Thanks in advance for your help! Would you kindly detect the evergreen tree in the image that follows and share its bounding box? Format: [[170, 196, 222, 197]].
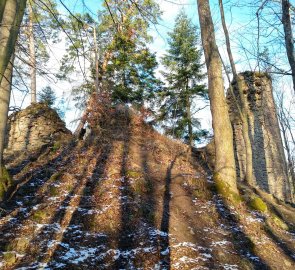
[[61, 1, 162, 109], [158, 11, 207, 146], [38, 86, 56, 106], [99, 0, 162, 106], [38, 85, 65, 119]]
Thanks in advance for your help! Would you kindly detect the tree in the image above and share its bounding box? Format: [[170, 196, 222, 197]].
[[197, 0, 238, 193], [282, 0, 295, 93], [218, 0, 254, 185], [62, 1, 162, 136], [0, 0, 27, 177], [94, 0, 162, 106], [38, 85, 65, 119], [16, 0, 60, 104], [38, 85, 56, 106], [158, 11, 207, 146]]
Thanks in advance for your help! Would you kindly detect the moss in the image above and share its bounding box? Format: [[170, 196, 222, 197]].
[[32, 210, 48, 223], [52, 141, 61, 152], [3, 252, 16, 265], [126, 170, 143, 179], [0, 166, 13, 200], [66, 184, 73, 192], [249, 197, 268, 212], [270, 214, 288, 230], [48, 185, 59, 196], [214, 173, 242, 205], [49, 172, 61, 182], [6, 238, 29, 253]]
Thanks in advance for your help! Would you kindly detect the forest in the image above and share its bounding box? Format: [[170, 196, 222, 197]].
[[0, 0, 295, 269]]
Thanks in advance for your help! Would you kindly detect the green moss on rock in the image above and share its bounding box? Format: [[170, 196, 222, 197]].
[[214, 173, 242, 205], [249, 197, 268, 212], [5, 237, 29, 253], [3, 252, 16, 265], [48, 185, 59, 196], [271, 214, 288, 230], [126, 170, 143, 179], [32, 209, 48, 223], [52, 141, 61, 152], [0, 166, 13, 200], [49, 172, 61, 182]]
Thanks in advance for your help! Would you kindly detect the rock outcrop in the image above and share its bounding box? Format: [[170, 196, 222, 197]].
[[4, 103, 71, 154], [227, 72, 294, 203]]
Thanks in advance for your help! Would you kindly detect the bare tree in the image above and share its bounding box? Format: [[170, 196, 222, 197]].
[[0, 0, 26, 176], [197, 0, 238, 193], [28, 0, 37, 103], [219, 0, 254, 185], [282, 0, 295, 93], [276, 89, 295, 194]]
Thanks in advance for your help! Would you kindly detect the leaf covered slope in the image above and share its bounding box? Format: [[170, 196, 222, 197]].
[[0, 105, 294, 270]]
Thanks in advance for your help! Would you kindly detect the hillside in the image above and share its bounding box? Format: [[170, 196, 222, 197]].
[[0, 104, 295, 270]]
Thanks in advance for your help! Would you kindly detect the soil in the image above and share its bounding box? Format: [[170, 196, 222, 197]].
[[0, 108, 294, 270]]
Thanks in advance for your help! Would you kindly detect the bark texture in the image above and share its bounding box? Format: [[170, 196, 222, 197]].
[[197, 0, 237, 192], [0, 55, 14, 166], [28, 0, 37, 103], [0, 0, 26, 85], [282, 0, 295, 93], [0, 0, 26, 175]]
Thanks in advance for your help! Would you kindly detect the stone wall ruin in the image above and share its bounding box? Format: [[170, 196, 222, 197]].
[[4, 103, 71, 154], [227, 72, 294, 203]]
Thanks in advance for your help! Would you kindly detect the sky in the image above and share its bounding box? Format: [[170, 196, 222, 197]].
[[9, 0, 295, 139]]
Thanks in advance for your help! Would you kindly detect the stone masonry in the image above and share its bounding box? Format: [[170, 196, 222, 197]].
[[4, 103, 71, 154], [227, 72, 294, 203]]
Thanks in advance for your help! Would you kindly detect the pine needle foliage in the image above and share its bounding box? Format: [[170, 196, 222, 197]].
[[158, 11, 208, 145]]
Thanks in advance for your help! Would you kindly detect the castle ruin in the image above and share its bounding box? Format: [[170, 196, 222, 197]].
[[227, 72, 294, 203]]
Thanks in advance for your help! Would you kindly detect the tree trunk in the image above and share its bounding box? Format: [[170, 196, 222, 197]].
[[0, 0, 7, 22], [197, 0, 237, 193], [93, 26, 99, 94], [0, 0, 26, 177], [219, 0, 254, 185], [186, 96, 193, 147], [282, 0, 295, 93], [0, 55, 14, 170], [28, 0, 37, 103], [0, 0, 26, 86], [185, 80, 193, 147]]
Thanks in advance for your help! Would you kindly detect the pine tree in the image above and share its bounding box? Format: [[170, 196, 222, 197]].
[[158, 11, 207, 146], [97, 0, 162, 106], [62, 1, 162, 109], [38, 85, 56, 106], [38, 85, 65, 119]]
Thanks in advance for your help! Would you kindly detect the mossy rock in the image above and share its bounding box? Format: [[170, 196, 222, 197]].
[[214, 173, 242, 205], [48, 185, 59, 196], [5, 237, 30, 253], [52, 141, 62, 152], [49, 172, 62, 182], [126, 170, 143, 179], [32, 209, 48, 223], [0, 166, 13, 200], [270, 214, 288, 230], [249, 197, 268, 212], [3, 252, 17, 265]]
